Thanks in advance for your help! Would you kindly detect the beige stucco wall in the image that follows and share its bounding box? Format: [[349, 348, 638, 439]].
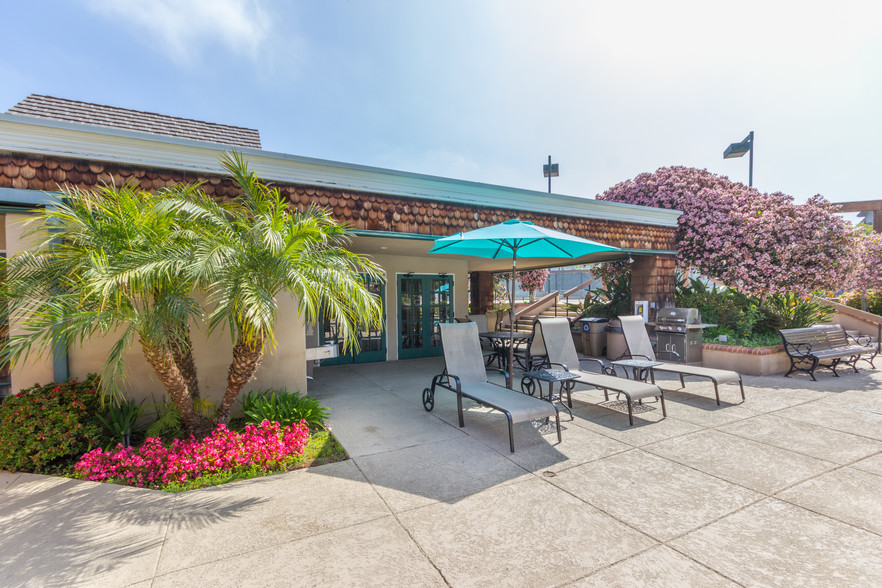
[[6, 213, 55, 392], [364, 253, 469, 361], [67, 293, 308, 409], [3, 208, 308, 404]]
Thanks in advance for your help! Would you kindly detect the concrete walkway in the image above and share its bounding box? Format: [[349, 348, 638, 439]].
[[2, 358, 882, 587]]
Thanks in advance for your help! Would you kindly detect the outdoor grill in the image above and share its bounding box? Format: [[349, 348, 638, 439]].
[[654, 308, 715, 364]]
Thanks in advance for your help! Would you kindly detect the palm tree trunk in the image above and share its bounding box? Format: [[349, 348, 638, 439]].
[[216, 334, 264, 422], [141, 339, 208, 437], [170, 326, 200, 399]]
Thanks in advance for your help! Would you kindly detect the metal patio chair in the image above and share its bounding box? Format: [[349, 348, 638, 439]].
[[619, 315, 744, 405], [529, 317, 666, 426], [422, 322, 561, 453]]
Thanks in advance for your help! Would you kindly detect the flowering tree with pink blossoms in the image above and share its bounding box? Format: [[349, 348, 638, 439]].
[[848, 231, 882, 294], [597, 166, 857, 296], [517, 269, 550, 301]]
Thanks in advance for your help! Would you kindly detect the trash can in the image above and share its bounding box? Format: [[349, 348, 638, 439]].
[[605, 320, 627, 360], [580, 318, 609, 357]]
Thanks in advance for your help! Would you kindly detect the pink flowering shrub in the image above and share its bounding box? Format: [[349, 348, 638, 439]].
[[75, 420, 310, 489], [597, 166, 858, 296], [848, 232, 882, 293], [517, 269, 550, 301]]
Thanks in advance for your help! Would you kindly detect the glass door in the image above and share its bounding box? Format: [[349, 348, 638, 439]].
[[398, 274, 453, 359], [320, 276, 386, 365]]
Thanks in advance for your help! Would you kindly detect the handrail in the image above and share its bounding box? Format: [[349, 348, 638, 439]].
[[503, 291, 559, 327], [814, 296, 881, 352], [813, 296, 882, 326], [563, 279, 593, 299]]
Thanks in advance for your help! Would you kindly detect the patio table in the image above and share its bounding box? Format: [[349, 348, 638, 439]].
[[610, 358, 662, 384], [520, 368, 580, 419], [480, 331, 532, 371]]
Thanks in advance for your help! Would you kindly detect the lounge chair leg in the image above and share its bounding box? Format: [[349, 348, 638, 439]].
[[679, 374, 686, 389], [713, 382, 721, 406], [457, 392, 465, 427], [555, 410, 561, 443], [627, 400, 634, 426], [739, 380, 745, 401], [506, 414, 515, 453], [660, 392, 666, 417]]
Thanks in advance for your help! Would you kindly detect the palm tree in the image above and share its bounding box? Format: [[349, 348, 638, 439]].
[[1, 182, 210, 435], [2, 154, 383, 433], [164, 152, 384, 421]]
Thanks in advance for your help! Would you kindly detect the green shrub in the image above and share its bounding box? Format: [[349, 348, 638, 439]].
[[677, 276, 835, 337], [762, 293, 835, 330], [0, 374, 109, 474], [97, 398, 141, 448], [242, 389, 329, 430], [841, 291, 882, 316]]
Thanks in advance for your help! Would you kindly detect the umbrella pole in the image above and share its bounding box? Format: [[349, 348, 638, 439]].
[[508, 253, 517, 388]]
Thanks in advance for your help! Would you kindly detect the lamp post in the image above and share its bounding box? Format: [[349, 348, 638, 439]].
[[543, 155, 559, 193], [723, 131, 754, 187]]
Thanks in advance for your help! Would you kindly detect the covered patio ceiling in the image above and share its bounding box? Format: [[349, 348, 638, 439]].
[[349, 233, 631, 272]]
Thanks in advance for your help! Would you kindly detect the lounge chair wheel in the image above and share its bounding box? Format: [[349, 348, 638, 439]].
[[422, 388, 434, 411], [520, 376, 537, 396]]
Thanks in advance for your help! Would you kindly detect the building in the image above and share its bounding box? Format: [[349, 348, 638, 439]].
[[0, 95, 679, 401]]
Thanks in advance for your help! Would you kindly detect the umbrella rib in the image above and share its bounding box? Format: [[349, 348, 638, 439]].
[[545, 240, 578, 257]]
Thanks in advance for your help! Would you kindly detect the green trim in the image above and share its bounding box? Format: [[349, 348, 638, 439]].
[[0, 187, 58, 209], [351, 230, 439, 240], [53, 343, 69, 383]]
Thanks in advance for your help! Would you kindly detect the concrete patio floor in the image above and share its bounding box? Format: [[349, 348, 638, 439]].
[[2, 357, 882, 587]]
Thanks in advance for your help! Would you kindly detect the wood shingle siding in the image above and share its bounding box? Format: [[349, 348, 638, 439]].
[[0, 152, 676, 252]]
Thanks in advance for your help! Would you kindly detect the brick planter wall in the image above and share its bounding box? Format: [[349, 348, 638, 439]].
[[701, 343, 789, 376]]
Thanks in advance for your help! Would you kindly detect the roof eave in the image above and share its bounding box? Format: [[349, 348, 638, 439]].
[[0, 114, 682, 228]]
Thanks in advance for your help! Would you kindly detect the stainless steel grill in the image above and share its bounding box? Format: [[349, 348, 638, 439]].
[[655, 308, 715, 364]]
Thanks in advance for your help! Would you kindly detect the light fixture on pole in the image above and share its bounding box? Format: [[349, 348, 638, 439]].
[[723, 131, 754, 187], [543, 155, 559, 193]]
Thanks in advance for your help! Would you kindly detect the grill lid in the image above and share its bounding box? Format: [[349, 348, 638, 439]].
[[657, 308, 701, 324]]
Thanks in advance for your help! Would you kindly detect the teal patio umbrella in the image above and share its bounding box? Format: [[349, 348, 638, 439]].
[[429, 218, 622, 386]]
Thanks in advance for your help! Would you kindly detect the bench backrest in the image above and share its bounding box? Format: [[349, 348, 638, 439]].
[[779, 324, 846, 351]]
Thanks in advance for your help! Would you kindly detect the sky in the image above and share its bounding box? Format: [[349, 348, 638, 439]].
[[2, 0, 881, 205]]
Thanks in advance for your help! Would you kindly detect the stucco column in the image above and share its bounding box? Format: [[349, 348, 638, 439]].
[[469, 271, 494, 314], [630, 255, 676, 322]]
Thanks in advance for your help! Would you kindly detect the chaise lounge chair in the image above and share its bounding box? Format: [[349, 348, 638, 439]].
[[619, 315, 745, 405], [528, 318, 666, 426], [423, 322, 561, 453]]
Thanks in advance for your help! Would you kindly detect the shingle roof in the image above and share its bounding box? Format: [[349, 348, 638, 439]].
[[6, 94, 261, 149]]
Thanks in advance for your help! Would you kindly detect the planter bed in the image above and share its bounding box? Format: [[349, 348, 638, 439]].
[[701, 343, 789, 376]]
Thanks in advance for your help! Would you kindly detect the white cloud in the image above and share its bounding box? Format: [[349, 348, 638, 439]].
[[84, 0, 271, 66]]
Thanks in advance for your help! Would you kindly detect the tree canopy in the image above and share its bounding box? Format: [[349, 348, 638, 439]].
[[597, 166, 863, 296]]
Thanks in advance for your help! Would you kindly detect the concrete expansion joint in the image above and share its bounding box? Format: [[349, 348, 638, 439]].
[[350, 459, 453, 586]]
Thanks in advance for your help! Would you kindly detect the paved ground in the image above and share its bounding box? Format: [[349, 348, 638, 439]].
[[2, 358, 882, 587]]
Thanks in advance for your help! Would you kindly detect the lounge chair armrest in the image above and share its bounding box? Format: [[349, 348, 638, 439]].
[[441, 373, 463, 392], [547, 361, 570, 372], [486, 367, 511, 381], [578, 357, 613, 375]]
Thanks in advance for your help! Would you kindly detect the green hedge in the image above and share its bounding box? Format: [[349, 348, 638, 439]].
[[0, 375, 109, 474]]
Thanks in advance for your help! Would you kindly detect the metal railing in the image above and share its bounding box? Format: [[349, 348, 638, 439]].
[[503, 291, 560, 330]]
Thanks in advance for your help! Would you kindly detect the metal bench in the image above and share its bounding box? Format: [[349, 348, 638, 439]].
[[779, 324, 878, 381]]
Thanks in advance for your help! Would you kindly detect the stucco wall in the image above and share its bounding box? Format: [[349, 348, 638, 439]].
[[3, 209, 308, 405], [67, 294, 308, 409], [6, 213, 54, 392]]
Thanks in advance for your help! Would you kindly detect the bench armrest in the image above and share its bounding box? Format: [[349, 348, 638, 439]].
[[848, 333, 873, 347], [782, 341, 814, 357]]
